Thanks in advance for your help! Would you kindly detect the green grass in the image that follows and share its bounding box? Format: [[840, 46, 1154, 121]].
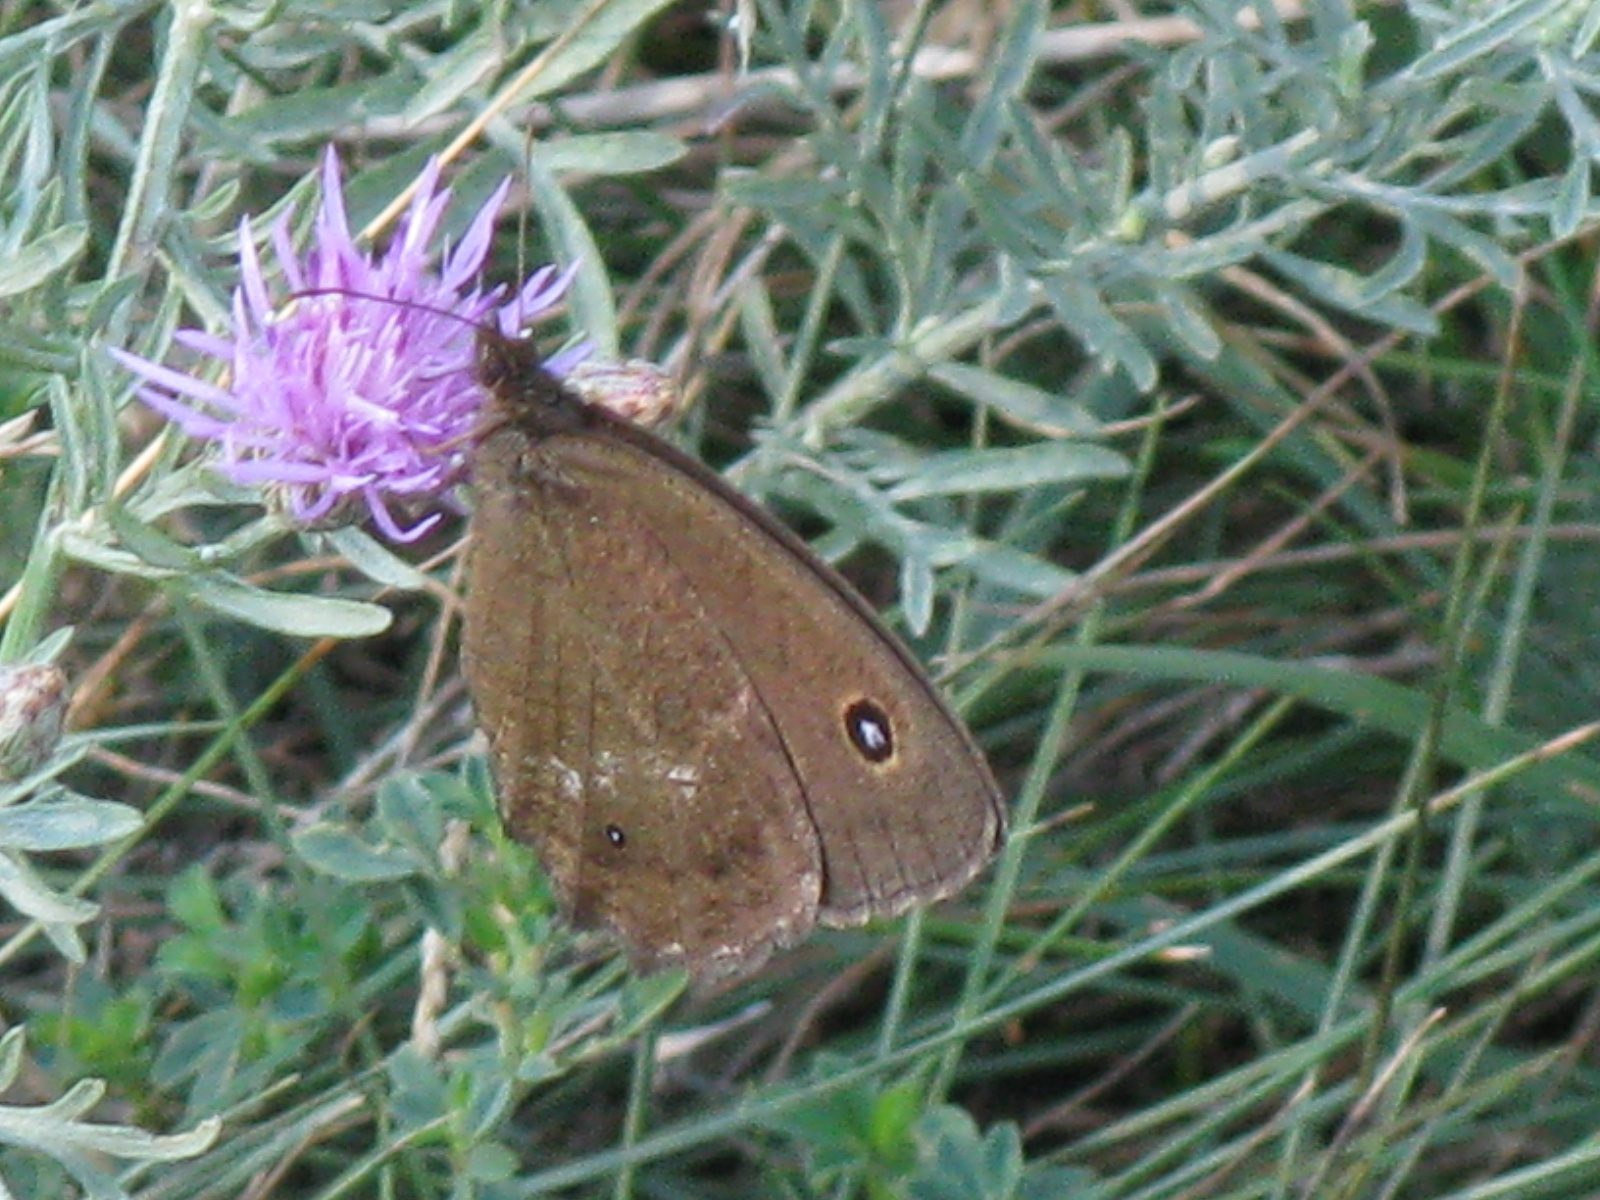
[[5, 0, 1600, 1197]]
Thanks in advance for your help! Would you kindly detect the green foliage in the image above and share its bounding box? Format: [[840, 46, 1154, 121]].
[[909, 1107, 1099, 1200], [773, 1072, 926, 1192], [0, 1028, 218, 1200], [5, 0, 1600, 1197], [152, 866, 380, 1116]]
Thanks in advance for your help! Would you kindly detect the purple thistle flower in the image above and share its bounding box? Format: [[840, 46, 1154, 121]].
[[111, 147, 583, 543]]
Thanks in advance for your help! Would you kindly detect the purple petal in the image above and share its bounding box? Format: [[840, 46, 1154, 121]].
[[394, 160, 446, 268], [238, 217, 274, 327], [225, 458, 347, 484], [544, 341, 592, 379], [441, 177, 511, 291], [172, 329, 236, 361], [273, 211, 305, 295], [317, 147, 354, 258], [133, 391, 236, 438], [363, 486, 441, 543], [107, 347, 246, 411]]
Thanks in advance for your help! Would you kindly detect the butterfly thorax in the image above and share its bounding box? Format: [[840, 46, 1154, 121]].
[[474, 327, 594, 439]]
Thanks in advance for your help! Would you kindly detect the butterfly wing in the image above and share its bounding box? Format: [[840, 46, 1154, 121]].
[[463, 358, 1004, 976], [464, 420, 823, 976]]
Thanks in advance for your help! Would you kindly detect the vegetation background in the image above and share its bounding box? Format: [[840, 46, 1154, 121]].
[[3, 0, 1600, 1196]]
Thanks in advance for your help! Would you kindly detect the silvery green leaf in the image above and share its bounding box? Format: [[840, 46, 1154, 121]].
[[929, 363, 1103, 438], [324, 526, 431, 591], [293, 822, 422, 882], [181, 574, 392, 638], [0, 849, 94, 962], [0, 222, 86, 298], [534, 132, 687, 176], [0, 794, 142, 850], [0, 1029, 219, 1200], [885, 443, 1129, 502]]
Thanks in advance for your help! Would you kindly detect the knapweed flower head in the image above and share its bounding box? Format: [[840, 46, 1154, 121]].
[[111, 147, 584, 542]]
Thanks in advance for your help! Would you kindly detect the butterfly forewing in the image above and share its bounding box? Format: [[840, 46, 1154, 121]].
[[464, 415, 823, 975]]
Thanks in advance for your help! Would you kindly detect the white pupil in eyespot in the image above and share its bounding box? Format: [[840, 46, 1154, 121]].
[[856, 717, 888, 751]]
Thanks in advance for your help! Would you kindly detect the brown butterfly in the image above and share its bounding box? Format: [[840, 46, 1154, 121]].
[[461, 328, 1006, 979]]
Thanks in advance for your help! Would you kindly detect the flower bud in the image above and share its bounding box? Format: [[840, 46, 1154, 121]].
[[565, 360, 684, 430], [0, 663, 69, 782]]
